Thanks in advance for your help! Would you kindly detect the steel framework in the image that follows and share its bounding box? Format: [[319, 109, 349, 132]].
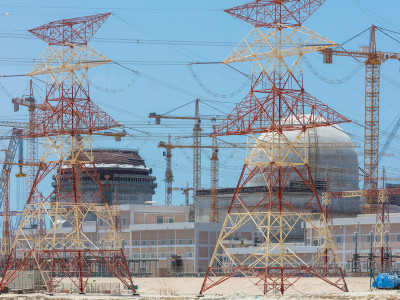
[[13, 80, 44, 235], [324, 174, 395, 273], [149, 102, 224, 212], [321, 25, 400, 213], [0, 13, 137, 295], [0, 128, 23, 258], [209, 128, 219, 223], [164, 135, 173, 206], [200, 0, 348, 295]]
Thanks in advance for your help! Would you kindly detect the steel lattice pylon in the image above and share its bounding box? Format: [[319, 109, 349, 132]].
[[0, 13, 137, 295], [200, 0, 348, 295]]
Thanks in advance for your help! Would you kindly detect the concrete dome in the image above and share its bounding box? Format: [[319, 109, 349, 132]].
[[247, 125, 360, 192]]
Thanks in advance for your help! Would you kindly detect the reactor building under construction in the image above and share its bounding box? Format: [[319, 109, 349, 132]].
[[195, 125, 361, 242]]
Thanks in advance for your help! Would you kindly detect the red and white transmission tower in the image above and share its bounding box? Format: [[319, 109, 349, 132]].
[[0, 14, 137, 295], [200, 0, 348, 295], [374, 167, 391, 272]]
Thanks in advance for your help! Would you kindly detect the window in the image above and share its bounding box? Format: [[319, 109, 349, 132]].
[[133, 241, 139, 246], [188, 252, 193, 257], [133, 253, 139, 258], [160, 240, 166, 245], [305, 239, 310, 246], [169, 240, 175, 245], [169, 252, 174, 257], [188, 239, 193, 245], [352, 236, 358, 243], [150, 240, 155, 246], [122, 240, 128, 247], [142, 241, 147, 246], [141, 253, 146, 258], [160, 252, 165, 258], [367, 235, 371, 243], [397, 234, 400, 242], [335, 236, 342, 244], [178, 240, 184, 245], [150, 253, 155, 258], [63, 221, 72, 228], [99, 219, 104, 226], [168, 218, 174, 223], [157, 217, 163, 224], [122, 217, 127, 226], [313, 240, 319, 246]]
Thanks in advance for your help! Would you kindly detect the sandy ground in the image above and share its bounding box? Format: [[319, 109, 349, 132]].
[[0, 277, 399, 300]]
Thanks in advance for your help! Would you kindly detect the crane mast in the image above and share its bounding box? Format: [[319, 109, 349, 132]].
[[12, 80, 44, 235], [209, 128, 219, 223], [164, 135, 173, 206], [364, 25, 381, 212], [0, 128, 23, 257], [193, 99, 202, 200], [149, 100, 224, 212], [25, 81, 40, 210]]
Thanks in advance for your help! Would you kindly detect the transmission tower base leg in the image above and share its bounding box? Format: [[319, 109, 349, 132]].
[[199, 164, 348, 295]]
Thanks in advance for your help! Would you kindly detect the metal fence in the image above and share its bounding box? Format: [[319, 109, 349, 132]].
[[54, 282, 122, 294]]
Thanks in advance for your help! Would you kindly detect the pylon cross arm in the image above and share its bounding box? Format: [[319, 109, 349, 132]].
[[225, 0, 327, 28], [29, 13, 111, 45]]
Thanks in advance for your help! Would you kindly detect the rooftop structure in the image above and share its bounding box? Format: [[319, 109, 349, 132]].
[[55, 149, 157, 205]]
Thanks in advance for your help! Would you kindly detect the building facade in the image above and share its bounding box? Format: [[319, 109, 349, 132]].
[[54, 149, 157, 206]]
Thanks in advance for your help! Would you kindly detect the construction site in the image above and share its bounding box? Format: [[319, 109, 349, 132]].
[[0, 0, 400, 299]]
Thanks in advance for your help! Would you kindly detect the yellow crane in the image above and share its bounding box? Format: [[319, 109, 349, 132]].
[[172, 183, 193, 207], [149, 99, 224, 210], [158, 138, 357, 223], [321, 25, 400, 213]]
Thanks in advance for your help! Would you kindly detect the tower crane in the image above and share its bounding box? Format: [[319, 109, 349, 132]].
[[13, 81, 38, 207], [164, 135, 173, 206], [172, 183, 193, 207], [158, 138, 356, 221], [0, 128, 23, 258], [149, 99, 225, 206], [321, 25, 400, 213], [158, 139, 246, 217], [210, 127, 219, 223]]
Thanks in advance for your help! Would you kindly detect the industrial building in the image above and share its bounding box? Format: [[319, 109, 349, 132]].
[[1, 1, 399, 296], [55, 149, 157, 206], [45, 135, 400, 277], [307, 213, 400, 272]]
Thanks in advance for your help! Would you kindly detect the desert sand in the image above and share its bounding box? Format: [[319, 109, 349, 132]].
[[0, 277, 399, 299]]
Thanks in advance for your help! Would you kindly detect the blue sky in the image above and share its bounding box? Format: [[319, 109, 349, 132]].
[[1, 0, 400, 209]]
